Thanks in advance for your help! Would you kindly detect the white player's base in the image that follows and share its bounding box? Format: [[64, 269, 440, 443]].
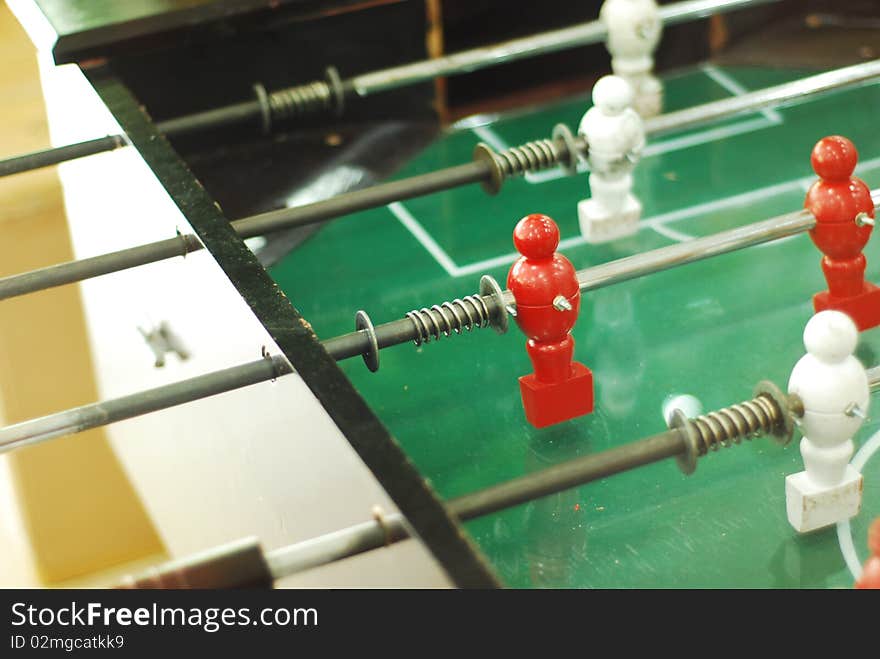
[[785, 466, 863, 533], [578, 196, 642, 244]]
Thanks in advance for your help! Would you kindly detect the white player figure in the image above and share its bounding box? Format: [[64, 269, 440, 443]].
[[601, 0, 664, 117], [577, 75, 645, 243], [786, 310, 868, 533]]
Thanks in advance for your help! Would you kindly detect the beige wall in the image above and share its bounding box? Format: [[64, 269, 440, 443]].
[[0, 4, 165, 585]]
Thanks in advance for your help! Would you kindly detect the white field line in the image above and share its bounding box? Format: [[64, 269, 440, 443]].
[[837, 426, 880, 581], [387, 202, 460, 277], [700, 63, 783, 123]]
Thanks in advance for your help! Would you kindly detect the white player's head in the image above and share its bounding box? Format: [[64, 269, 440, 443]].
[[592, 75, 634, 115], [803, 310, 858, 363]]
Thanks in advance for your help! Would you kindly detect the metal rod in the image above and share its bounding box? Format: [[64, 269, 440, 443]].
[[0, 135, 126, 177], [2, 192, 861, 394], [0, 163, 487, 300], [177, 61, 880, 242], [322, 192, 875, 361], [0, 103, 262, 179], [331, 204, 832, 357], [145, 392, 790, 586], [0, 313, 431, 454], [233, 162, 490, 239], [266, 514, 409, 579], [322, 317, 420, 362], [264, 430, 685, 581], [116, 378, 799, 586], [644, 58, 880, 135], [260, 379, 798, 584], [125, 426, 686, 584], [120, 376, 797, 587], [0, 106, 258, 179], [0, 295, 456, 449], [265, 366, 880, 581], [0, 138, 821, 301], [0, 234, 203, 301], [154, 100, 263, 138], [450, 432, 685, 521], [0, 194, 860, 457], [350, 0, 777, 96], [0, 355, 291, 454], [574, 209, 817, 294], [326, 186, 871, 360], [0, 0, 775, 177], [3, 61, 878, 300]]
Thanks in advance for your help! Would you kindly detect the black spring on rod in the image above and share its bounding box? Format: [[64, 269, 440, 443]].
[[254, 67, 345, 134], [473, 123, 584, 194], [405, 275, 509, 347], [406, 296, 493, 346], [668, 381, 799, 475]]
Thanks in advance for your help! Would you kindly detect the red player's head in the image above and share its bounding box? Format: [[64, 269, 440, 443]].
[[811, 135, 858, 181], [513, 214, 560, 259]]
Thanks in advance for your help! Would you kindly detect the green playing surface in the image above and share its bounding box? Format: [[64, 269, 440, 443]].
[[271, 64, 880, 588]]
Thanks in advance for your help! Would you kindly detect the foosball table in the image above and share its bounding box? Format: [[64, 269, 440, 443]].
[[3, 0, 879, 588]]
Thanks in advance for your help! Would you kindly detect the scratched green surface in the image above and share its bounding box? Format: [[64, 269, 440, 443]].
[[271, 65, 880, 588]]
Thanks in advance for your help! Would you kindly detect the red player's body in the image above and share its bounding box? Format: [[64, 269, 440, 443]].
[[507, 214, 593, 428], [805, 135, 880, 331], [855, 517, 880, 589]]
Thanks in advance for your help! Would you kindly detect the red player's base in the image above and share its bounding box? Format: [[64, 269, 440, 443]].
[[813, 283, 880, 331], [518, 362, 594, 429]]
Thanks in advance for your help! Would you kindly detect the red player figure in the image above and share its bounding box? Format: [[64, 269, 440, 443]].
[[805, 135, 880, 331], [507, 214, 594, 428], [855, 517, 880, 589]]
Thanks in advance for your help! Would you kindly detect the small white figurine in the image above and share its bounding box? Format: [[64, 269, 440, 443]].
[[786, 310, 868, 533], [601, 0, 664, 117], [577, 75, 645, 244]]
